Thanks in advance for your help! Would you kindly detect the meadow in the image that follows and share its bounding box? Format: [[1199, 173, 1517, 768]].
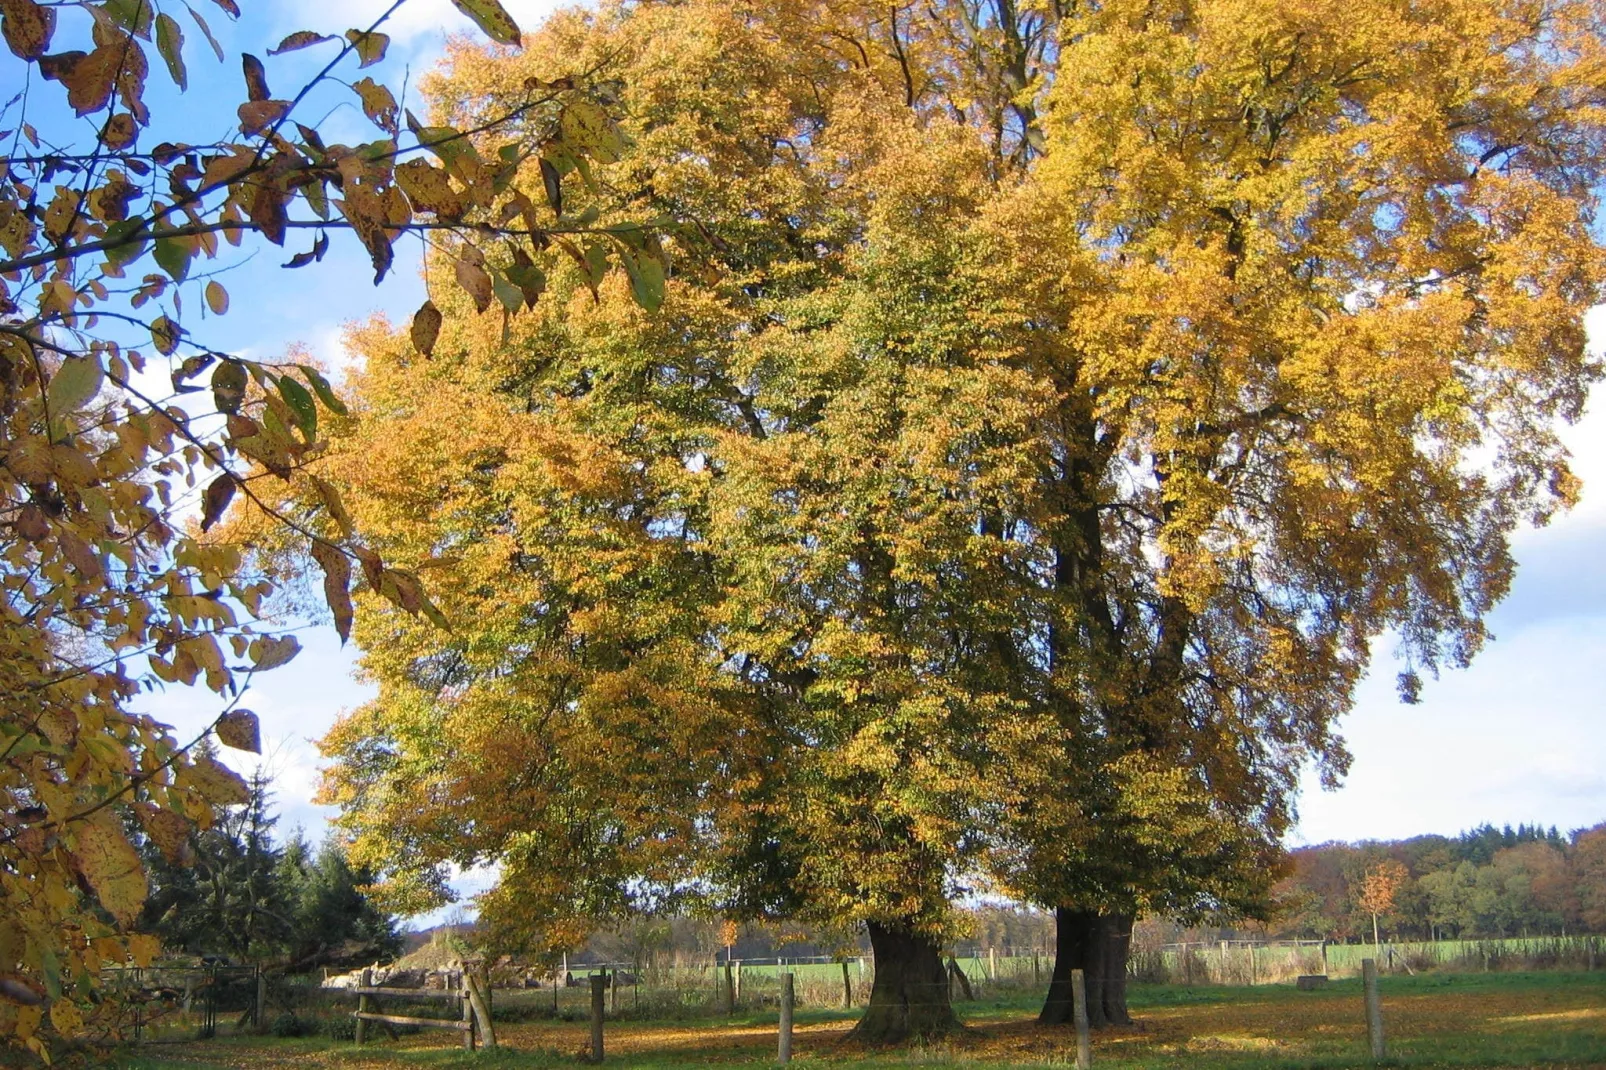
[[113, 970, 1606, 1070]]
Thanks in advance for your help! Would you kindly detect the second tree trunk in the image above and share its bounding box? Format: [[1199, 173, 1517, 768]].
[[1039, 908, 1133, 1028]]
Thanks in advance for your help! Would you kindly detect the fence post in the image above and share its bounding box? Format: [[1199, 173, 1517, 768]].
[[462, 984, 475, 1051], [1071, 967, 1091, 1070], [735, 960, 743, 1003], [355, 968, 371, 1045], [255, 968, 267, 1032], [725, 960, 736, 1014], [591, 972, 607, 1063], [778, 971, 794, 1064], [1362, 958, 1386, 1060]]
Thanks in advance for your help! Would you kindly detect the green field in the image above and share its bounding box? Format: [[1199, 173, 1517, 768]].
[[113, 970, 1606, 1069]]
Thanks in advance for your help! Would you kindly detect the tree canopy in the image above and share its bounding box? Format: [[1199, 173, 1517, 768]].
[[191, 0, 1606, 1046]]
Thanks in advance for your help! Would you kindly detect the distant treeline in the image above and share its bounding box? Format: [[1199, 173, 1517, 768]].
[[1268, 822, 1606, 941]]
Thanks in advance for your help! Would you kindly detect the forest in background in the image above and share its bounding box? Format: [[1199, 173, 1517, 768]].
[[1266, 823, 1606, 943]]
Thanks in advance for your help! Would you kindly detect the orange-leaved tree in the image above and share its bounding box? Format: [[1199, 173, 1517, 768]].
[[0, 0, 662, 1056], [1357, 861, 1410, 946]]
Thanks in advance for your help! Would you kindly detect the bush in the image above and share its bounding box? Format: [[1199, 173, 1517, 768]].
[[270, 1012, 305, 1038], [323, 1013, 358, 1041]]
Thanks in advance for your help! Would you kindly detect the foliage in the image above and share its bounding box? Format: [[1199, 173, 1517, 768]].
[[303, 0, 1606, 988], [0, 0, 661, 1058], [1275, 824, 1606, 940]]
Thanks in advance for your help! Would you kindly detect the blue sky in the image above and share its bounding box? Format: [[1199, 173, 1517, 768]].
[[32, 0, 1602, 917]]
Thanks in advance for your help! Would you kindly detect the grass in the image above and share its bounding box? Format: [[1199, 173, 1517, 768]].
[[111, 970, 1606, 1069]]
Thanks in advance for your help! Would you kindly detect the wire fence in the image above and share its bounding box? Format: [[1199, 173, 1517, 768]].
[[107, 933, 1606, 1043]]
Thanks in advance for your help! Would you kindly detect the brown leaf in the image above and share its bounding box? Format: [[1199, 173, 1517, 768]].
[[209, 0, 239, 16], [205, 279, 229, 315], [339, 184, 394, 282], [215, 709, 260, 753], [150, 315, 180, 356], [411, 300, 443, 357], [309, 475, 354, 539], [211, 360, 247, 414], [269, 30, 335, 55], [455, 255, 494, 313], [1, 0, 56, 61], [246, 178, 288, 244], [310, 539, 354, 643], [200, 472, 236, 532], [353, 76, 398, 135], [39, 47, 119, 116], [237, 98, 289, 137], [241, 52, 269, 101], [353, 545, 385, 591], [249, 634, 300, 670], [15, 503, 48, 542], [539, 156, 563, 218], [103, 112, 137, 150]]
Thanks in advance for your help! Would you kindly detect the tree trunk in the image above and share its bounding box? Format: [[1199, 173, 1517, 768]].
[[848, 922, 958, 1045], [1040, 909, 1133, 1028]]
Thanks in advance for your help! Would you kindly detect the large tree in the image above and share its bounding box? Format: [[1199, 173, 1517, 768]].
[[969, 0, 1606, 1026], [305, 0, 1606, 1047]]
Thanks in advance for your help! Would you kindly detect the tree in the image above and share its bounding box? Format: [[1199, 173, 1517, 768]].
[[138, 758, 287, 963], [1572, 825, 1606, 932], [307, 0, 1606, 1048], [967, 0, 1606, 1026], [0, 0, 659, 1055], [278, 834, 403, 971], [1355, 861, 1409, 946]]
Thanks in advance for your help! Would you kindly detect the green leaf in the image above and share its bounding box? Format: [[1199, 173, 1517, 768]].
[[47, 356, 104, 416], [344, 28, 389, 67], [102, 217, 149, 269], [298, 365, 348, 416], [155, 13, 186, 89], [491, 267, 523, 314], [153, 234, 191, 282], [102, 0, 155, 38], [621, 244, 666, 313], [448, 0, 521, 45], [277, 374, 317, 440]]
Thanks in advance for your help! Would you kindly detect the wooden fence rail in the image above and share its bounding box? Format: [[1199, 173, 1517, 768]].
[[345, 968, 478, 1050]]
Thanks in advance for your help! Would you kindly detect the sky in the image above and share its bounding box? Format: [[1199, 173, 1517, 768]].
[[21, 0, 1603, 919]]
